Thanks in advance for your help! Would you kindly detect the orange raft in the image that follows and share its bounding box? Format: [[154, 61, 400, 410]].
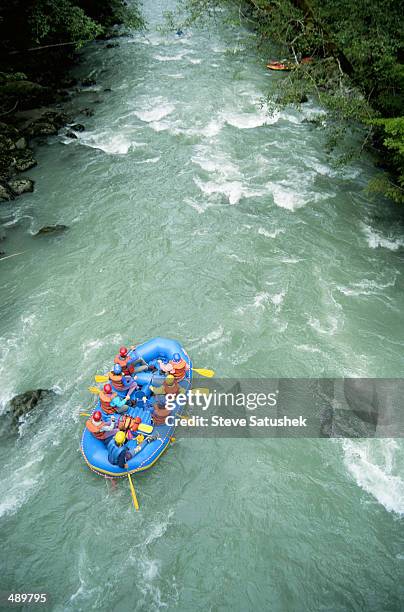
[[266, 61, 293, 71], [266, 57, 313, 71]]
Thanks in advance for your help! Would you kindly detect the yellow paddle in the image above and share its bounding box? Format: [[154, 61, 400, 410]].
[[88, 385, 101, 394], [95, 375, 109, 383], [192, 368, 215, 378], [127, 473, 139, 510]]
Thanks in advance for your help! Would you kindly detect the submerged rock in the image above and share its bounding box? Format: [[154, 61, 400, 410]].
[[80, 108, 94, 117], [8, 177, 34, 195], [106, 42, 119, 48], [70, 123, 85, 132], [66, 130, 78, 139], [34, 224, 68, 236], [0, 183, 13, 201], [7, 389, 55, 429]]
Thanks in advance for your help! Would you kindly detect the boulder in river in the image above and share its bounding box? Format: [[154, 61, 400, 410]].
[[8, 177, 34, 196], [0, 183, 13, 201], [66, 130, 78, 139], [13, 149, 37, 172], [6, 389, 55, 430], [16, 108, 69, 138], [34, 224, 69, 236]]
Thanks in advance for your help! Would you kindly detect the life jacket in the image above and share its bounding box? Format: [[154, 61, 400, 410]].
[[114, 354, 134, 375], [109, 372, 125, 390], [163, 380, 180, 396], [118, 415, 140, 433], [152, 405, 170, 426], [171, 359, 188, 382], [99, 390, 117, 414], [107, 439, 126, 468], [86, 418, 109, 440]]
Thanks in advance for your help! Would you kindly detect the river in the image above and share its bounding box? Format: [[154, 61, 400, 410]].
[[0, 1, 403, 610]]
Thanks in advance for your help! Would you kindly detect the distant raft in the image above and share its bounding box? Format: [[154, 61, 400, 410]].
[[266, 57, 313, 71], [266, 61, 293, 71], [81, 337, 192, 477]]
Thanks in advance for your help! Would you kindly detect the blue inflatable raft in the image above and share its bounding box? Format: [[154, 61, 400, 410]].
[[81, 337, 192, 477]]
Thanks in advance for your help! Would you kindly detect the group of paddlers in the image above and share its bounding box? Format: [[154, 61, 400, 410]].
[[85, 346, 189, 468]]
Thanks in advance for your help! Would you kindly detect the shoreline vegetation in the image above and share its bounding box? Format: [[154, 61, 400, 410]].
[[0, 0, 144, 210], [167, 0, 404, 204]]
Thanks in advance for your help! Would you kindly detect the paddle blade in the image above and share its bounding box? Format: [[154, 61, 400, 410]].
[[138, 423, 153, 434], [80, 412, 90, 417], [88, 386, 101, 394], [193, 368, 215, 378], [128, 473, 139, 511], [95, 374, 109, 383]]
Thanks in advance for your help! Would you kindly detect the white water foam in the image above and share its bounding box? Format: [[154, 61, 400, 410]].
[[224, 109, 279, 129], [193, 177, 242, 205], [79, 132, 134, 155], [134, 101, 175, 123], [257, 227, 285, 239], [342, 439, 404, 516], [361, 223, 404, 251], [337, 276, 398, 297], [267, 183, 307, 211], [153, 50, 189, 62]]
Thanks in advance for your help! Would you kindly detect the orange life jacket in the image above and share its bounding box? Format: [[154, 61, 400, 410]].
[[86, 418, 109, 440], [163, 380, 180, 396], [152, 405, 170, 426], [118, 415, 139, 432], [171, 359, 188, 382], [99, 390, 117, 414], [114, 355, 134, 375], [109, 372, 125, 390]]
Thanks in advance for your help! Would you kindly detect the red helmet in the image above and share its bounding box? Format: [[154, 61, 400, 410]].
[[119, 346, 128, 357], [103, 384, 112, 394], [93, 410, 102, 422], [134, 416, 142, 424]]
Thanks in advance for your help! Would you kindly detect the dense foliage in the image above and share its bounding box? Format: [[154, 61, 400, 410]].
[[0, 0, 143, 51], [169, 0, 404, 204]]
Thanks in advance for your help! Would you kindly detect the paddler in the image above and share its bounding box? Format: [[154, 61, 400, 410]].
[[107, 431, 137, 468], [157, 353, 189, 382], [151, 400, 172, 426], [114, 346, 151, 376], [86, 410, 118, 441], [109, 363, 138, 399], [99, 383, 131, 415], [150, 374, 185, 398]]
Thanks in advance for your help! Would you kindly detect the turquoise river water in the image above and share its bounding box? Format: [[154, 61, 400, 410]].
[[0, 1, 403, 610]]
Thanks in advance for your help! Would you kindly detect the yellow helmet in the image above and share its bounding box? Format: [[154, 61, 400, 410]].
[[115, 431, 126, 446], [136, 434, 144, 444], [166, 374, 175, 385]]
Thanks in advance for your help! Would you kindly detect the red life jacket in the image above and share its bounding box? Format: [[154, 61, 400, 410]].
[[99, 390, 117, 414]]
